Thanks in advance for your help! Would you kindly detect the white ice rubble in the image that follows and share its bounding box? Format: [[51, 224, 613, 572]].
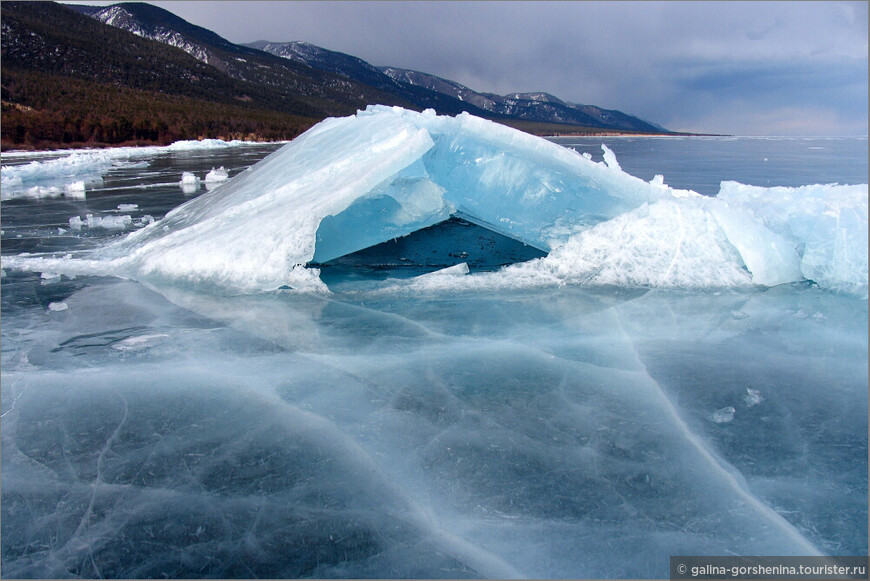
[[4, 106, 867, 296], [204, 166, 229, 183], [0, 138, 262, 200]]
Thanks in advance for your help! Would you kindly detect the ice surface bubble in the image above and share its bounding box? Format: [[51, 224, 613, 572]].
[[112, 333, 170, 352], [711, 406, 736, 424]]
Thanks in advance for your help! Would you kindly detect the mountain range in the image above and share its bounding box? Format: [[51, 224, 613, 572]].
[[1, 1, 669, 149]]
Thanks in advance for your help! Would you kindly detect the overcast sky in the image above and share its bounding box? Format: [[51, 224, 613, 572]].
[[67, 1, 868, 135]]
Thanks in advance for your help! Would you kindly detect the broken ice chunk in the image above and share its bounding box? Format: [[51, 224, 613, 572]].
[[86, 214, 132, 230], [135, 215, 156, 228], [48, 301, 68, 311], [601, 144, 621, 170], [180, 172, 199, 184], [205, 167, 229, 183], [64, 181, 86, 198]]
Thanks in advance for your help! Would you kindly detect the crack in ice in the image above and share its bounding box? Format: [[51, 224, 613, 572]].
[[612, 304, 823, 556]]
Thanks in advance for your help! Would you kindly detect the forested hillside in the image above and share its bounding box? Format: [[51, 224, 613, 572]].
[[0, 1, 406, 149], [1, 1, 671, 150]]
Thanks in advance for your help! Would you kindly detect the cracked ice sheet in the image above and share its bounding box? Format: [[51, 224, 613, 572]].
[[2, 279, 867, 578]]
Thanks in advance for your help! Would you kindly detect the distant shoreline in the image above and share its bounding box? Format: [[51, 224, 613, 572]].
[[0, 117, 726, 154], [542, 131, 727, 138], [0, 129, 724, 154], [489, 117, 726, 138]]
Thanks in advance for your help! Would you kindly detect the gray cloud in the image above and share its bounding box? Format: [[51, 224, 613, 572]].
[[68, 1, 868, 135]]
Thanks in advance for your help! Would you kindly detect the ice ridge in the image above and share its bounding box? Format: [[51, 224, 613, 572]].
[[4, 106, 867, 296]]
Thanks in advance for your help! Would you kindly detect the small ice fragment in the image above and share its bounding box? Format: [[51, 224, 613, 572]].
[[48, 301, 68, 311], [205, 167, 229, 183], [136, 215, 156, 227], [64, 181, 86, 198], [0, 269, 6, 278], [69, 216, 84, 230], [26, 185, 62, 198], [743, 388, 764, 407], [57, 227, 67, 234], [112, 333, 170, 352], [582, 152, 592, 160], [711, 406, 736, 424], [650, 175, 665, 186], [730, 310, 749, 320], [87, 214, 132, 229], [41, 272, 61, 280], [180, 172, 199, 184], [419, 263, 470, 277], [811, 312, 827, 320], [794, 309, 808, 319], [118, 203, 139, 211]]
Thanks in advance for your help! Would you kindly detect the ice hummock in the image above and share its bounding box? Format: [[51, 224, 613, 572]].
[[3, 106, 867, 295]]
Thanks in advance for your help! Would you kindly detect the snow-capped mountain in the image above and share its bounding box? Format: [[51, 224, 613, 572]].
[[379, 68, 661, 132], [92, 5, 210, 63], [62, 1, 667, 134]]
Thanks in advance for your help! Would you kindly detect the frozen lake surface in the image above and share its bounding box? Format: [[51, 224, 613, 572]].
[[1, 112, 867, 578]]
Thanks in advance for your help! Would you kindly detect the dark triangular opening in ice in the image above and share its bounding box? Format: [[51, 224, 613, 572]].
[[310, 216, 547, 284]]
